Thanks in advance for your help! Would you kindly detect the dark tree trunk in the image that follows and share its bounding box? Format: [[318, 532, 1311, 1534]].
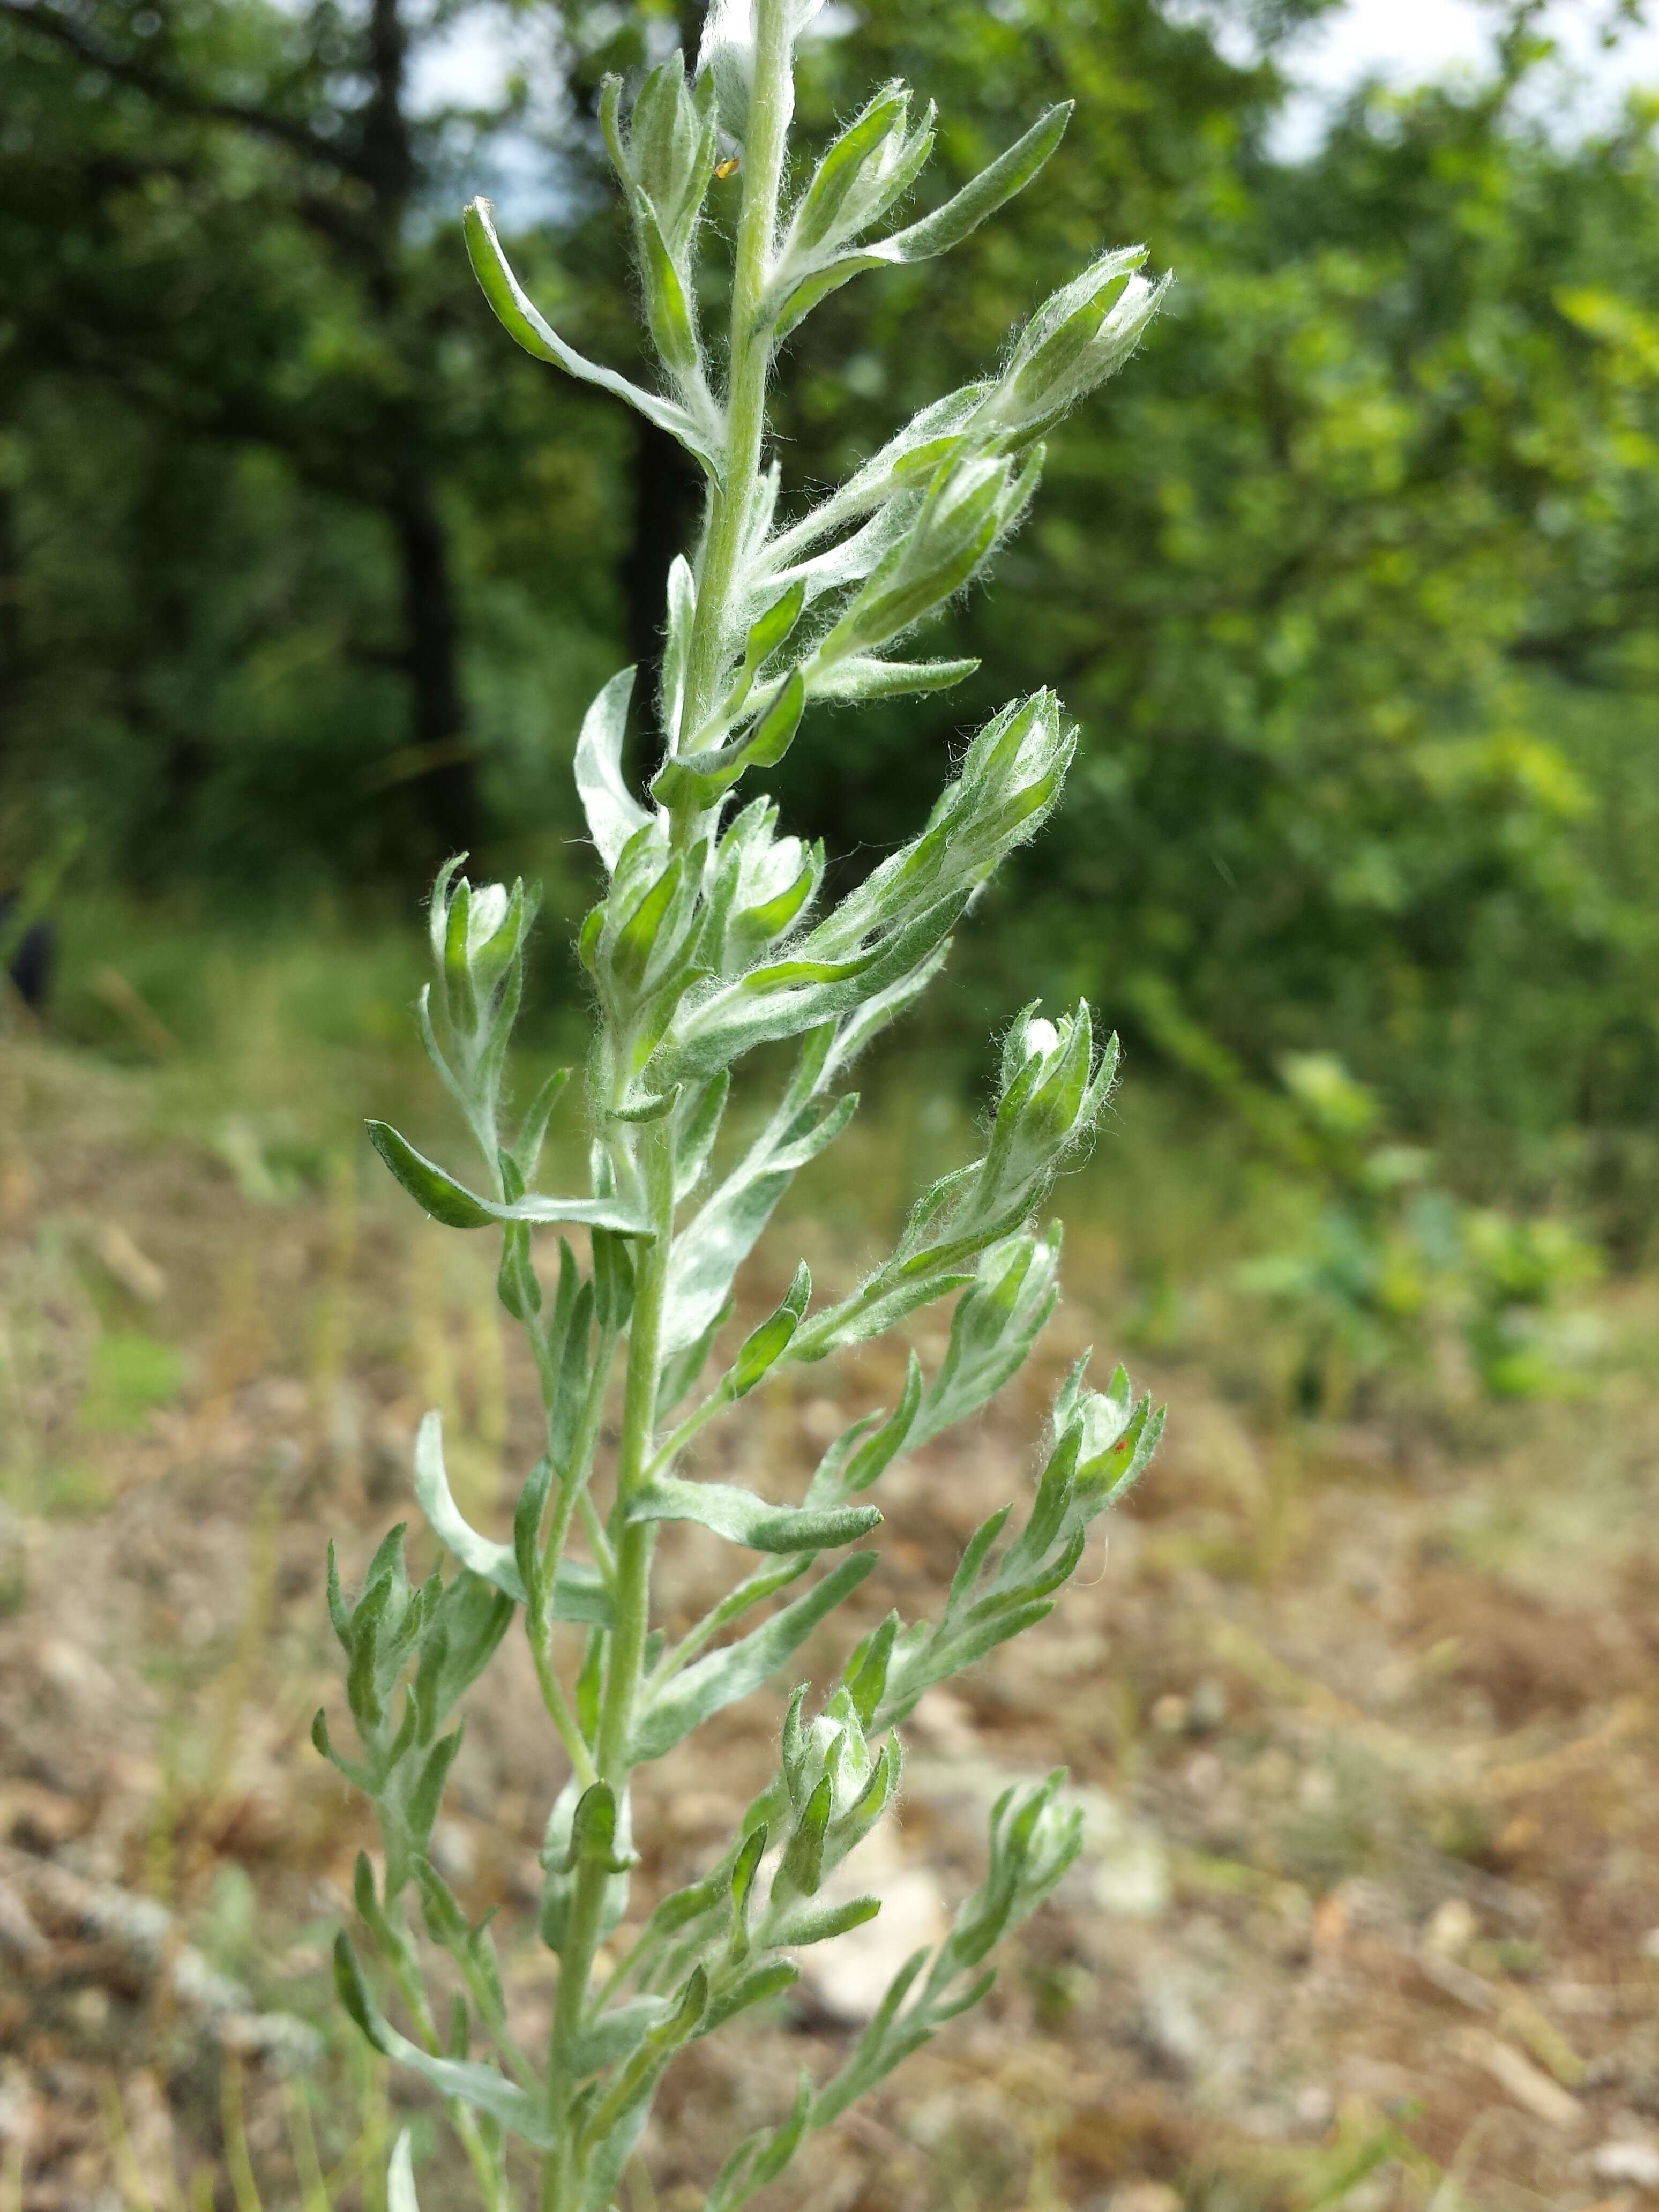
[[389, 474, 482, 863], [0, 479, 20, 759], [362, 0, 481, 868]]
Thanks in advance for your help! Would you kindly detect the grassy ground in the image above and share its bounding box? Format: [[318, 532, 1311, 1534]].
[[2, 917, 1657, 2212]]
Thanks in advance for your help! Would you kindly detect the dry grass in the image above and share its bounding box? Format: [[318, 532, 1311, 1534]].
[[2, 956, 1657, 2212]]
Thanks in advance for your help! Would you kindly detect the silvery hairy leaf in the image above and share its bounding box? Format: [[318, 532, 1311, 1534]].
[[632, 1552, 876, 1761], [465, 199, 719, 467], [387, 2133, 420, 2212], [577, 667, 653, 871], [627, 1477, 880, 1553], [335, 1934, 554, 2146], [768, 104, 1073, 340], [414, 1413, 614, 1624]]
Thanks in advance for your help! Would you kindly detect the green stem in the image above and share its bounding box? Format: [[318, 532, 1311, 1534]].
[[595, 1131, 676, 1780], [578, 1486, 617, 1585], [679, 0, 796, 745], [544, 1126, 678, 2206]]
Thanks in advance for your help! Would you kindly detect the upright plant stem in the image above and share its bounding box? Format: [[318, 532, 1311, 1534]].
[[540, 10, 803, 2141], [544, 1125, 677, 2207], [595, 1127, 676, 1781], [679, 0, 795, 743]]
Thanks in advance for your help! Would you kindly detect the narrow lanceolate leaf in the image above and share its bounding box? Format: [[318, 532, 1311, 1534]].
[[464, 198, 716, 466], [810, 655, 980, 701], [632, 1553, 878, 1762], [627, 1477, 880, 1554], [728, 1261, 811, 1393], [576, 668, 652, 869], [878, 105, 1072, 264], [769, 106, 1072, 337], [334, 1934, 553, 2147], [636, 197, 702, 380], [366, 1122, 651, 1237], [414, 1413, 614, 1625], [387, 2134, 420, 2212]]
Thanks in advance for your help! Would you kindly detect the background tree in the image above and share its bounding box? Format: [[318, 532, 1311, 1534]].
[[3, 0, 1657, 1237]]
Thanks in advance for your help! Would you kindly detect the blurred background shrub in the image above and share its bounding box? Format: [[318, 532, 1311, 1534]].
[[2, 0, 1656, 1255]]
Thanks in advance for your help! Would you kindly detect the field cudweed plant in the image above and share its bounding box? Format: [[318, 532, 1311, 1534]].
[[320, 3, 1168, 2203]]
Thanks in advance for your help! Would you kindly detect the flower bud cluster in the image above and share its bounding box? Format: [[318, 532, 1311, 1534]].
[[601, 60, 719, 397], [602, 61, 719, 261], [890, 1000, 1114, 1277], [782, 81, 936, 262], [421, 862, 539, 1164], [579, 820, 709, 1096], [814, 448, 1040, 667], [978, 248, 1169, 446]]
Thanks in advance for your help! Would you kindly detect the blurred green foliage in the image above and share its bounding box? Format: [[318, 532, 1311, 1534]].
[[2, 0, 1656, 1244]]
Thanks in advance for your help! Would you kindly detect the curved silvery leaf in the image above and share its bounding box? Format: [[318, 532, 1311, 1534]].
[[577, 668, 653, 871], [335, 1934, 554, 2147], [366, 1120, 652, 1236], [626, 1477, 880, 1554], [809, 654, 980, 702], [414, 1413, 614, 1625], [662, 556, 698, 736], [387, 2133, 420, 2212], [464, 199, 719, 468], [661, 1071, 855, 1357]]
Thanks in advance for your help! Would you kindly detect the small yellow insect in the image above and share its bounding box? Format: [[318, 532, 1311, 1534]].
[[714, 155, 741, 180]]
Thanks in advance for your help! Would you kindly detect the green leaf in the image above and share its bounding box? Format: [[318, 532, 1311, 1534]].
[[636, 197, 701, 379], [729, 1261, 811, 1393], [611, 854, 685, 993], [367, 1122, 650, 1237], [811, 655, 981, 701], [561, 1781, 637, 1874], [699, 1959, 800, 2036], [414, 1413, 613, 1625], [576, 669, 651, 871], [775, 1773, 832, 1900], [745, 580, 808, 667], [880, 104, 1072, 264], [387, 2133, 421, 2212], [742, 669, 806, 768], [766, 1893, 882, 1948], [632, 1552, 878, 1761], [334, 1934, 553, 2147], [628, 1477, 880, 1553], [464, 198, 715, 467]]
